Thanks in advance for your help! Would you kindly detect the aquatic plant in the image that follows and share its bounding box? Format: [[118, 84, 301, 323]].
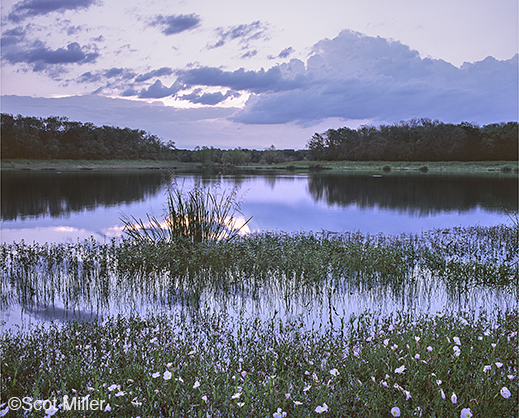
[[121, 182, 252, 244]]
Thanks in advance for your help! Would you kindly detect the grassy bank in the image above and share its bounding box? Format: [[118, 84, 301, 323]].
[[1, 308, 517, 417], [2, 159, 518, 174]]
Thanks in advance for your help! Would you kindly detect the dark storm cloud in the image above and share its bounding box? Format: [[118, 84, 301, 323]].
[[8, 0, 98, 22], [3, 40, 99, 72], [135, 67, 174, 82], [151, 14, 201, 35], [179, 89, 240, 105], [207, 21, 269, 49], [138, 80, 183, 99]]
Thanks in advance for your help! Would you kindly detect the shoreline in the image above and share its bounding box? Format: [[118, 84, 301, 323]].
[[1, 158, 518, 174]]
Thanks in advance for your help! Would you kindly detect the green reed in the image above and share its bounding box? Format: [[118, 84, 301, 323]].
[[121, 183, 252, 244], [1, 223, 517, 313]]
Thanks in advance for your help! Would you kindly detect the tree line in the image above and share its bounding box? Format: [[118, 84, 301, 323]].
[[2, 114, 517, 162], [307, 119, 518, 161], [1, 113, 177, 160]]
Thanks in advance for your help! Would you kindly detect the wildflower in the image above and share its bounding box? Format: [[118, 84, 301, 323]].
[[436, 380, 442, 385], [45, 405, 59, 416], [0, 407, 7, 418], [115, 391, 125, 397], [495, 362, 503, 368], [152, 372, 160, 378], [451, 392, 457, 404], [483, 365, 491, 372], [380, 381, 388, 387], [427, 346, 433, 351], [395, 365, 406, 374], [414, 336, 420, 342], [285, 393, 291, 399], [405, 390, 411, 400], [202, 395, 208, 403], [241, 371, 247, 378], [193, 381, 200, 389], [460, 408, 473, 418], [500, 387, 511, 399], [294, 400, 303, 405], [104, 405, 111, 412], [303, 385, 312, 392], [391, 407, 401, 417], [237, 402, 245, 408], [453, 346, 461, 357], [231, 393, 241, 399], [414, 406, 423, 417], [315, 403, 328, 413], [273, 408, 287, 418], [453, 336, 461, 345], [508, 375, 515, 380], [163, 371, 172, 380], [383, 339, 389, 346], [330, 368, 339, 376], [414, 354, 420, 359], [440, 389, 446, 399]]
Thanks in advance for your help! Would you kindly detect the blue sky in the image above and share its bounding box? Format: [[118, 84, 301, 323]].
[[1, 0, 517, 149]]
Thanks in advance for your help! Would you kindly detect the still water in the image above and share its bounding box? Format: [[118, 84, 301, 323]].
[[1, 169, 517, 330], [1, 169, 517, 243]]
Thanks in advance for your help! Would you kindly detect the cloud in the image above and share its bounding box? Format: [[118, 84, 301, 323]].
[[207, 21, 269, 49], [3, 40, 99, 72], [135, 67, 174, 82], [137, 80, 183, 99], [1, 27, 27, 47], [177, 30, 516, 125], [78, 68, 136, 83], [179, 89, 240, 105], [269, 47, 294, 60], [175, 63, 304, 93], [150, 14, 201, 35], [8, 0, 98, 22]]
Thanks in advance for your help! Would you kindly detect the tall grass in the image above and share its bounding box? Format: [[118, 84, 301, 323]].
[[121, 182, 252, 244]]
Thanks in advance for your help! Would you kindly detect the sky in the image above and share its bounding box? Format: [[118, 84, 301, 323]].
[[1, 0, 518, 149]]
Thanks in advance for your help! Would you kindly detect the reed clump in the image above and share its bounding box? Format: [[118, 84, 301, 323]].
[[121, 183, 251, 245]]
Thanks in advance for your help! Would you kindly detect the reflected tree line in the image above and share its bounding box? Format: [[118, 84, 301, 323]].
[[1, 171, 169, 220], [307, 174, 518, 214], [308, 119, 518, 161]]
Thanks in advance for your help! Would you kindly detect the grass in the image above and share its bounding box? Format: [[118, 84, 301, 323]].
[[121, 183, 252, 244], [1, 308, 517, 417], [2, 159, 518, 174]]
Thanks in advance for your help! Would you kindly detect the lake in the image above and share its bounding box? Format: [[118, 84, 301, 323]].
[[1, 168, 517, 330], [1, 169, 517, 243]]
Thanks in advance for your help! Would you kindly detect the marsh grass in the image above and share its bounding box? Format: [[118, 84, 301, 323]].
[[121, 183, 252, 244], [1, 308, 517, 417]]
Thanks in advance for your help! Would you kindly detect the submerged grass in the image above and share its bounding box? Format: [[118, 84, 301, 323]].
[[1, 308, 517, 417]]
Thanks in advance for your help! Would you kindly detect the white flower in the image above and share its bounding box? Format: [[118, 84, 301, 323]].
[[202, 395, 208, 403], [193, 381, 200, 389], [427, 346, 433, 351], [45, 405, 59, 416], [0, 407, 8, 418], [391, 407, 401, 417], [152, 372, 160, 378], [453, 346, 461, 357], [495, 362, 503, 368], [460, 407, 473, 418], [293, 401, 303, 405], [303, 385, 312, 392], [405, 390, 411, 400], [441, 389, 446, 399], [451, 392, 457, 404], [315, 403, 328, 413], [414, 406, 423, 417], [104, 404, 111, 412], [330, 368, 339, 376], [453, 336, 461, 345], [273, 408, 287, 418], [231, 392, 241, 399], [163, 370, 172, 380], [395, 365, 406, 374], [500, 386, 511, 399], [483, 365, 491, 372]]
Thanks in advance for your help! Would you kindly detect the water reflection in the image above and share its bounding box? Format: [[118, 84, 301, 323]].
[[307, 173, 518, 214]]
